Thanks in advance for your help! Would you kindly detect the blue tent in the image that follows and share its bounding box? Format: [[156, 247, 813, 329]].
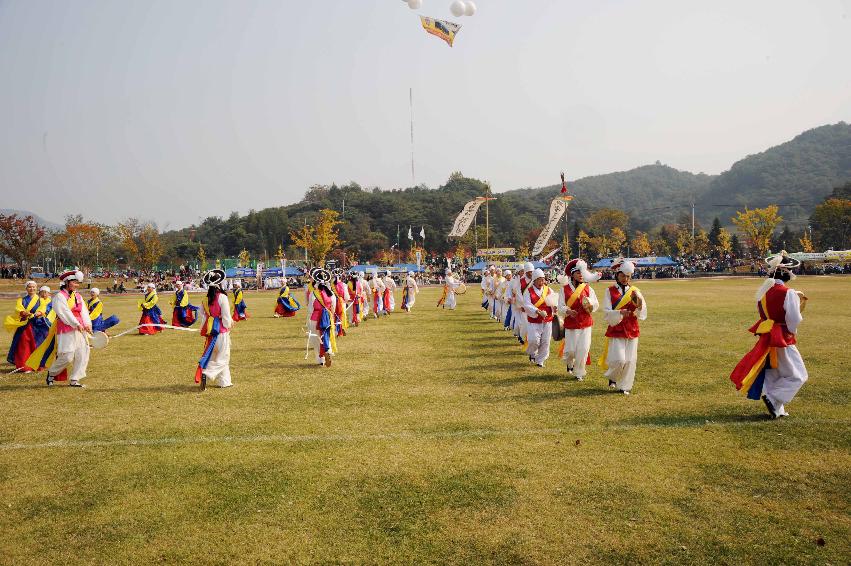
[[225, 267, 257, 278], [467, 261, 549, 272], [393, 263, 425, 273], [262, 266, 305, 277], [592, 256, 679, 268]]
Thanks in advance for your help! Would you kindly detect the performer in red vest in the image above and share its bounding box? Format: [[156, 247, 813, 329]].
[[599, 259, 647, 395], [522, 268, 557, 367], [557, 259, 600, 381], [730, 252, 808, 418]]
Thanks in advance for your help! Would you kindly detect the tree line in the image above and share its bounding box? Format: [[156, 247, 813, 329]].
[[1, 177, 849, 276]]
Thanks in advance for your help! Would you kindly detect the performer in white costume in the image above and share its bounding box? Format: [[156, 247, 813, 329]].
[[195, 269, 234, 390], [599, 259, 647, 395], [557, 259, 600, 381], [511, 262, 535, 345], [383, 271, 397, 313], [45, 270, 92, 387], [730, 251, 808, 418], [402, 271, 419, 312], [522, 268, 556, 367]]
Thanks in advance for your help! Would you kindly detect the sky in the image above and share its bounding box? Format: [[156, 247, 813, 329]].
[[1, 0, 850, 229]]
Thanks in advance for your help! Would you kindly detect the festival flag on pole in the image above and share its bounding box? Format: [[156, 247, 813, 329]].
[[408, 226, 413, 240], [420, 16, 462, 47], [448, 198, 485, 237], [420, 226, 426, 239], [532, 197, 571, 256]]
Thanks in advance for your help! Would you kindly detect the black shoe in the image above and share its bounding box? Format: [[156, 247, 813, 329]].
[[608, 380, 616, 388], [46, 374, 54, 387], [200, 373, 207, 391], [69, 381, 85, 388], [762, 395, 776, 419]]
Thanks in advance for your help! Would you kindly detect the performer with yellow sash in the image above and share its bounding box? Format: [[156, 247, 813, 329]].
[[30, 270, 92, 387], [437, 268, 461, 310], [138, 283, 164, 334], [332, 269, 350, 336], [88, 288, 120, 333], [599, 259, 647, 395], [169, 280, 199, 327], [195, 270, 233, 390], [306, 268, 337, 366], [347, 272, 365, 324], [557, 259, 600, 381], [231, 281, 248, 322], [522, 268, 557, 367], [730, 252, 807, 418], [274, 280, 301, 317], [4, 280, 50, 371], [33, 286, 56, 345]]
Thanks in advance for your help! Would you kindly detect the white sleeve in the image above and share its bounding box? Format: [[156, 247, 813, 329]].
[[587, 286, 600, 313], [557, 286, 567, 314], [784, 289, 802, 334], [634, 289, 647, 321], [219, 293, 233, 330], [52, 293, 81, 328], [602, 287, 624, 327]]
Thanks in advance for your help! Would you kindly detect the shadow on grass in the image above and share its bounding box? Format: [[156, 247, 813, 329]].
[[619, 412, 772, 428], [88, 383, 199, 395], [512, 387, 615, 402]]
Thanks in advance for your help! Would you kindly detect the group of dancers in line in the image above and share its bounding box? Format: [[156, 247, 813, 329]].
[[3, 252, 810, 417], [3, 267, 420, 389], [478, 258, 647, 395], [474, 252, 810, 418]]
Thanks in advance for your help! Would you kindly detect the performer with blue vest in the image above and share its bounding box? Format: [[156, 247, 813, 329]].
[[138, 283, 165, 334], [170, 280, 199, 327], [274, 279, 301, 317], [87, 288, 120, 333], [4, 280, 50, 372]]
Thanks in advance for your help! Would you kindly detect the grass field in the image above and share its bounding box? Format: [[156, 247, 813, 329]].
[[1, 277, 849, 565]]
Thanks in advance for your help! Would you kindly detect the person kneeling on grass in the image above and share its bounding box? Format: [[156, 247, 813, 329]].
[[195, 269, 233, 391]]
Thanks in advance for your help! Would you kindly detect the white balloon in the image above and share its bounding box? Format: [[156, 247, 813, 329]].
[[407, 0, 422, 9], [449, 0, 465, 17], [464, 0, 476, 16]]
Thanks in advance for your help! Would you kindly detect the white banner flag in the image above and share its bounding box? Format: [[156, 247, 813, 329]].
[[532, 198, 570, 256], [448, 198, 485, 238]]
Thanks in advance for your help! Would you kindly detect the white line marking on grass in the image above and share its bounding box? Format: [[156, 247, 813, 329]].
[[0, 418, 842, 451]]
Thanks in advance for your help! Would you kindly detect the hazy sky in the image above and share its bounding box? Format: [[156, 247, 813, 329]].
[[1, 0, 849, 229]]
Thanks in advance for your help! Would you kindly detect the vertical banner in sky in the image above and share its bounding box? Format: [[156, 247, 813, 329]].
[[532, 197, 571, 256], [448, 198, 485, 238], [419, 16, 462, 47]]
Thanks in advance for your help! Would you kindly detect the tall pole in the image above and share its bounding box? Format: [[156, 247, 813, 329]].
[[485, 183, 490, 249], [410, 87, 415, 185], [304, 218, 308, 264]]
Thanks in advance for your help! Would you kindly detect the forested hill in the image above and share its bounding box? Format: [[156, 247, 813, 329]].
[[163, 122, 851, 262], [695, 122, 851, 228], [501, 164, 714, 228]]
